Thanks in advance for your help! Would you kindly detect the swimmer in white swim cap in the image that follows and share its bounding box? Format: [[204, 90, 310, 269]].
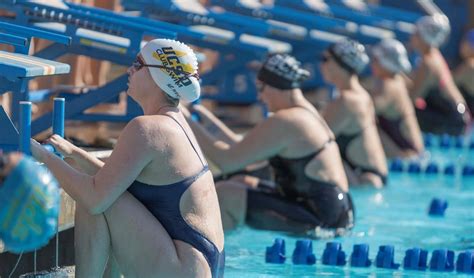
[[128, 38, 201, 103], [367, 39, 424, 158], [408, 14, 470, 135], [455, 29, 474, 114], [31, 39, 225, 277], [414, 14, 450, 48]]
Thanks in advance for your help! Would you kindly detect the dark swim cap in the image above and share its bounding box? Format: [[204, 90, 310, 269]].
[[328, 39, 369, 75], [257, 53, 310, 90], [0, 155, 60, 253]]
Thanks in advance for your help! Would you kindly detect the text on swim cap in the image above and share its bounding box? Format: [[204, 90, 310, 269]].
[[154, 47, 194, 88]]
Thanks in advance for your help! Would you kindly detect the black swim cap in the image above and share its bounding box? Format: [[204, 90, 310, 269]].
[[257, 53, 310, 90]]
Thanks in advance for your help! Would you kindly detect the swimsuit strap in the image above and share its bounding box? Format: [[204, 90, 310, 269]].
[[162, 114, 207, 167]]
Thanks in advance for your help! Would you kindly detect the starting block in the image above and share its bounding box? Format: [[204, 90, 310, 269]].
[[122, 0, 345, 90], [0, 23, 70, 152], [1, 0, 289, 135]]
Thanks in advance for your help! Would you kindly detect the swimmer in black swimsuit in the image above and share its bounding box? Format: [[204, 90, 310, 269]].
[[184, 53, 353, 235], [455, 29, 474, 116], [408, 14, 470, 135], [31, 39, 224, 277], [320, 39, 388, 187], [366, 38, 424, 158]]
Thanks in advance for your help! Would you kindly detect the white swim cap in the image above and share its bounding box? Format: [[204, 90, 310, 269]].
[[140, 39, 201, 102], [372, 39, 412, 73], [415, 14, 450, 48]]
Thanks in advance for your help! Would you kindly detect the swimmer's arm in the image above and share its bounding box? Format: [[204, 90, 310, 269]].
[[321, 100, 350, 136], [35, 118, 153, 214], [190, 115, 286, 174], [67, 149, 104, 175], [369, 85, 391, 114], [407, 61, 430, 100], [191, 104, 243, 144]]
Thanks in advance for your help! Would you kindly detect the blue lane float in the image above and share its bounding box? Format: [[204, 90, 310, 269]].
[[428, 198, 448, 216], [444, 164, 456, 175], [388, 160, 474, 177], [424, 162, 439, 174], [430, 249, 455, 272], [265, 238, 286, 264], [456, 250, 474, 274], [454, 136, 464, 149], [439, 134, 451, 149], [321, 242, 346, 266], [423, 133, 434, 147], [375, 245, 400, 269], [292, 240, 316, 265], [422, 133, 474, 149], [462, 165, 474, 176], [403, 248, 428, 271], [350, 244, 371, 267], [389, 158, 404, 172], [264, 239, 473, 273], [407, 161, 422, 174]]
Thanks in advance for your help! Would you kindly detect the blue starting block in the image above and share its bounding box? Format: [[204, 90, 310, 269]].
[[0, 0, 176, 135], [121, 0, 343, 90], [1, 0, 288, 134], [0, 50, 70, 81], [274, 0, 418, 41], [327, 0, 422, 23], [0, 23, 71, 152], [210, 0, 395, 45]]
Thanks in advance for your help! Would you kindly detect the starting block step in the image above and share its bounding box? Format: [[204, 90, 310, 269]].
[[0, 50, 70, 79]]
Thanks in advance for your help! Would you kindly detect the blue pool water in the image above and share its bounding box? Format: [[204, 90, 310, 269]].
[[224, 136, 474, 277]]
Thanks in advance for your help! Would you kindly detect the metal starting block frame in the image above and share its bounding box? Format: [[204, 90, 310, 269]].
[[0, 22, 71, 151], [210, 0, 396, 45], [274, 0, 420, 41], [0, 0, 177, 135], [0, 0, 291, 134], [122, 0, 346, 90]]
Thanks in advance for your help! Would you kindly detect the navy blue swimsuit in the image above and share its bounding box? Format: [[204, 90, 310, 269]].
[[127, 115, 225, 278]]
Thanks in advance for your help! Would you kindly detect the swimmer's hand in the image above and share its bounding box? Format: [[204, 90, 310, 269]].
[[44, 135, 78, 159]]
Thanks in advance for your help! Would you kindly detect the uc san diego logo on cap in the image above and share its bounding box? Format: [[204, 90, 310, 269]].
[[152, 47, 195, 93]]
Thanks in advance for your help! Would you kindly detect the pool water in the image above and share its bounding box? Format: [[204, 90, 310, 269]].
[[223, 135, 474, 277]]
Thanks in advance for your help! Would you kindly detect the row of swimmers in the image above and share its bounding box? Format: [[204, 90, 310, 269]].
[[1, 14, 474, 278]]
